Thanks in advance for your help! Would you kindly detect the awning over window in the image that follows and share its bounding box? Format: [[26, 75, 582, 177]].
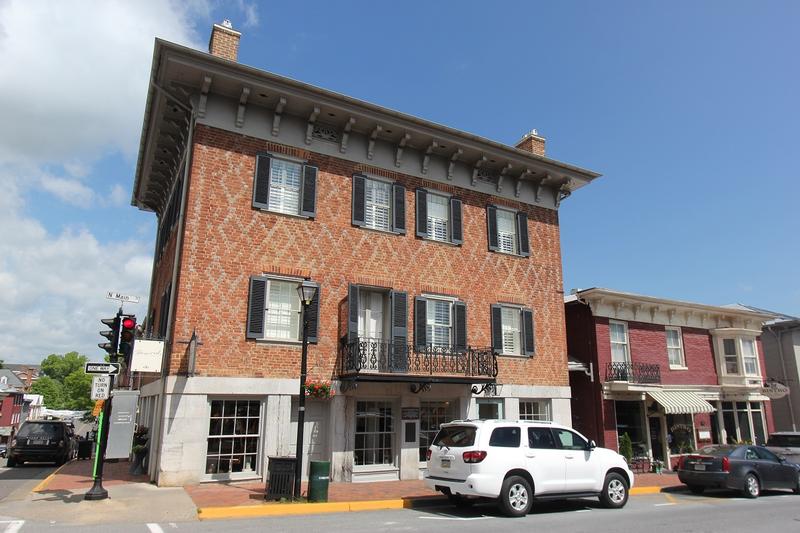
[[647, 390, 716, 414]]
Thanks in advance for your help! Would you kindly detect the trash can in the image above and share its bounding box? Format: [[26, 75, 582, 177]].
[[308, 460, 330, 502], [77, 439, 93, 460], [265, 457, 296, 501]]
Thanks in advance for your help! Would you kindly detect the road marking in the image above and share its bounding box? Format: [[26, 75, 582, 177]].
[[654, 503, 676, 506], [575, 509, 592, 513], [4, 521, 24, 533], [169, 523, 179, 528], [146, 524, 165, 533]]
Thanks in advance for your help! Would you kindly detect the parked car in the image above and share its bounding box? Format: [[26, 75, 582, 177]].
[[0, 443, 6, 459], [424, 419, 634, 517], [678, 444, 800, 498], [766, 432, 800, 465], [7, 420, 78, 467]]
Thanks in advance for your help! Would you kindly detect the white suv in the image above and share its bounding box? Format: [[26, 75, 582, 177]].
[[424, 419, 634, 517]]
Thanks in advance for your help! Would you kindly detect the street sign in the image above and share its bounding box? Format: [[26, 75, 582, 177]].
[[85, 362, 121, 375], [91, 375, 111, 400], [106, 291, 141, 304]]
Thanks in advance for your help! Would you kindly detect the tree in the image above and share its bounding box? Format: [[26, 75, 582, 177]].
[[63, 370, 93, 411], [30, 375, 66, 409], [619, 432, 634, 465], [41, 351, 86, 381]]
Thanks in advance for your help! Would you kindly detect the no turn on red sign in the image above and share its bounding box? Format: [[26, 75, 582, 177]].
[[91, 375, 111, 400]]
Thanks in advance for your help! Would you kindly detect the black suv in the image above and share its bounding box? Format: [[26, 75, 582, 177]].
[[7, 420, 77, 467]]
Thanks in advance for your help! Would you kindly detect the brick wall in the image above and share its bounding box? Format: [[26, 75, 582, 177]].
[[566, 301, 604, 442], [161, 124, 569, 386], [208, 25, 240, 61]]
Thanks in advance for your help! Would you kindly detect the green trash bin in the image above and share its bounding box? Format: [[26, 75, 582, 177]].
[[308, 460, 331, 502]]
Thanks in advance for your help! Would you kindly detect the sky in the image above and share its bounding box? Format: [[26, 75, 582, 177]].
[[0, 1, 797, 365]]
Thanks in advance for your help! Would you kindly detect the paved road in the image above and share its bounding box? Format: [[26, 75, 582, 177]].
[[0, 458, 57, 503], [2, 489, 800, 533]]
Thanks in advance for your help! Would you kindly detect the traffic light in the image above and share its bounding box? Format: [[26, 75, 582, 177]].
[[99, 315, 121, 355], [118, 314, 137, 362]]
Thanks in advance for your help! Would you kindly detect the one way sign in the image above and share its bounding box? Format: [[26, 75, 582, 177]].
[[85, 362, 121, 375]]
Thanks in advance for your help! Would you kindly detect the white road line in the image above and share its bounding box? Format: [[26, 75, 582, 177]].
[[4, 521, 24, 533], [654, 503, 676, 506], [146, 524, 165, 533]]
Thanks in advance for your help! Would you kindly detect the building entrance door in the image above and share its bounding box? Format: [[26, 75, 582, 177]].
[[649, 416, 665, 463]]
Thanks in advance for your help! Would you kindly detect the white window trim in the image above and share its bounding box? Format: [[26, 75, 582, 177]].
[[260, 276, 302, 344], [494, 207, 519, 256], [717, 335, 761, 377], [353, 399, 397, 469], [519, 399, 551, 421], [363, 177, 393, 233], [609, 320, 630, 363], [203, 397, 264, 482], [426, 296, 453, 348], [498, 304, 524, 357], [267, 157, 303, 216], [665, 326, 687, 369], [425, 191, 451, 243]]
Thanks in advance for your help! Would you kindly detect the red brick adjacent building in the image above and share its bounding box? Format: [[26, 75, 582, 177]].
[[132, 22, 600, 486], [566, 288, 775, 469]]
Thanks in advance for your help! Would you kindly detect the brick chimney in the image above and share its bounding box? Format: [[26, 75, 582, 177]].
[[515, 129, 546, 157], [208, 19, 241, 61]]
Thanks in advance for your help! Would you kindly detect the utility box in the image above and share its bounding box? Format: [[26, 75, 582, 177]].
[[106, 390, 140, 460]]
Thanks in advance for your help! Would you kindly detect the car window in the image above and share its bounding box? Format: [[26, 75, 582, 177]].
[[528, 428, 557, 449], [553, 429, 587, 450], [489, 427, 521, 448], [697, 445, 737, 456], [433, 426, 476, 447], [767, 435, 800, 447], [17, 423, 62, 439], [754, 447, 781, 462], [745, 448, 759, 460]]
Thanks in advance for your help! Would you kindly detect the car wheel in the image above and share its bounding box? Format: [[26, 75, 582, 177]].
[[793, 472, 800, 495], [600, 472, 629, 509], [498, 475, 533, 517], [742, 473, 760, 499], [6, 457, 16, 467], [447, 494, 476, 508], [688, 485, 705, 495]]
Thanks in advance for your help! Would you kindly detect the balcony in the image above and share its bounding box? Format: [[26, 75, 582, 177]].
[[605, 362, 661, 384], [340, 338, 498, 384]]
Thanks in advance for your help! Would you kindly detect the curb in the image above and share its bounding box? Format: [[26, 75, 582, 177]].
[[197, 487, 679, 520], [31, 461, 72, 493]]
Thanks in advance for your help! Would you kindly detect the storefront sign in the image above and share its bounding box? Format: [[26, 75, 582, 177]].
[[401, 407, 420, 420], [761, 381, 790, 400], [698, 430, 711, 440]]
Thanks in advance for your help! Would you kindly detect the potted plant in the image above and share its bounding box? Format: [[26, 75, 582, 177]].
[[651, 459, 664, 474], [129, 427, 149, 475], [304, 380, 334, 399], [619, 433, 633, 465]]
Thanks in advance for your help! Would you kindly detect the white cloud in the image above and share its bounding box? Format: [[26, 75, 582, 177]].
[[236, 0, 260, 28], [108, 184, 129, 208], [39, 174, 95, 208]]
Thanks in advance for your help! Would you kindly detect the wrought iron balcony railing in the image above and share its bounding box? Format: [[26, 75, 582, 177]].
[[605, 362, 661, 384], [341, 338, 498, 381]]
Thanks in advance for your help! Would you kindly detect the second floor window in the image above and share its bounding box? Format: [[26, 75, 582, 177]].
[[666, 327, 685, 367], [364, 179, 392, 231], [723, 338, 739, 374], [487, 205, 530, 257], [496, 209, 517, 254], [253, 154, 317, 218], [427, 298, 452, 348], [741, 338, 758, 375], [352, 175, 406, 234], [491, 304, 535, 356], [415, 188, 463, 245], [415, 296, 466, 350], [246, 275, 320, 343], [426, 193, 450, 242], [268, 159, 302, 214], [609, 321, 629, 363]]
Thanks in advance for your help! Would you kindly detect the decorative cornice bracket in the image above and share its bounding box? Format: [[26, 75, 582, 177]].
[[367, 125, 382, 160], [395, 133, 410, 167], [235, 86, 250, 128], [471, 155, 487, 186], [422, 141, 438, 174], [197, 75, 212, 118], [447, 148, 463, 180], [271, 96, 287, 136], [340, 117, 356, 153], [305, 106, 320, 145]]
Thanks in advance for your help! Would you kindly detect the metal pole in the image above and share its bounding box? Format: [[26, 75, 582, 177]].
[[293, 303, 309, 500], [85, 374, 114, 500]]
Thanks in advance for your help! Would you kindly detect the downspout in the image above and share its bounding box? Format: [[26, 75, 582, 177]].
[[766, 325, 796, 431], [151, 87, 196, 486]]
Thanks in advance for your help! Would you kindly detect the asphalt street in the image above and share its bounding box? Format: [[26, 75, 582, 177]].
[[0, 459, 57, 503], [2, 489, 800, 533]]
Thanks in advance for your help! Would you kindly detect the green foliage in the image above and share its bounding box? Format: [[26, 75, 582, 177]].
[[619, 432, 634, 464], [34, 352, 92, 411]]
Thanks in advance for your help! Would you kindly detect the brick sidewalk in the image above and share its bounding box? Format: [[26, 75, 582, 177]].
[[186, 472, 683, 509], [41, 459, 149, 492]]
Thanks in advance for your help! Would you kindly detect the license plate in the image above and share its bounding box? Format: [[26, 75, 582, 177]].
[[30, 440, 47, 445], [694, 464, 706, 471], [441, 458, 451, 468]]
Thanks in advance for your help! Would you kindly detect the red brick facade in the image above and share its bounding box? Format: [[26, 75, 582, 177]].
[[151, 124, 570, 387]]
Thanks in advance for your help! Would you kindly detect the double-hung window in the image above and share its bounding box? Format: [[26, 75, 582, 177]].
[[609, 321, 629, 363], [666, 327, 685, 368], [486, 205, 530, 256], [519, 400, 550, 421], [427, 298, 452, 348], [722, 338, 739, 374], [741, 338, 759, 375], [364, 179, 392, 232], [247, 276, 320, 343], [491, 304, 535, 356], [415, 189, 463, 245], [253, 154, 317, 217], [415, 295, 467, 351]]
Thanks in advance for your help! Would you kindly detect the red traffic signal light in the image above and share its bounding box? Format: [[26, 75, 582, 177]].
[[122, 317, 136, 330], [119, 314, 137, 361]]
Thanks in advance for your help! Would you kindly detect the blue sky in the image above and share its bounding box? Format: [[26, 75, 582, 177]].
[[0, 1, 797, 363]]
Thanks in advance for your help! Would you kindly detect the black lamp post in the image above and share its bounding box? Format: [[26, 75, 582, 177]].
[[293, 280, 317, 500]]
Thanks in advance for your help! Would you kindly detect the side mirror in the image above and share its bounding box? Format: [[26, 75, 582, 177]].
[[587, 440, 597, 451]]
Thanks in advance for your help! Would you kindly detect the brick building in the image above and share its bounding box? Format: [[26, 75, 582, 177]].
[[0, 370, 25, 445], [132, 21, 600, 486], [566, 288, 775, 469]]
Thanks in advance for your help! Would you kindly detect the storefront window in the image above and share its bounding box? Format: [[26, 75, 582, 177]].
[[720, 401, 766, 444], [477, 399, 504, 419], [751, 403, 766, 445], [615, 401, 646, 456], [667, 414, 695, 454], [419, 401, 457, 461], [205, 399, 261, 476], [355, 401, 394, 466]]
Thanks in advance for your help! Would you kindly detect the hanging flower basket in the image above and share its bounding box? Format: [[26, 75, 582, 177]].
[[304, 381, 334, 399]]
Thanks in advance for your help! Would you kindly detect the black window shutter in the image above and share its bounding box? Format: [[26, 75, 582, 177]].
[[415, 296, 428, 349], [486, 205, 499, 251], [392, 183, 406, 234], [454, 301, 467, 351], [522, 308, 535, 356], [348, 284, 359, 343], [415, 188, 428, 238], [247, 276, 268, 339], [450, 198, 463, 245], [352, 175, 366, 227], [390, 291, 409, 371], [300, 165, 318, 218], [253, 154, 271, 209], [490, 304, 503, 352], [306, 282, 321, 343], [517, 211, 530, 257]]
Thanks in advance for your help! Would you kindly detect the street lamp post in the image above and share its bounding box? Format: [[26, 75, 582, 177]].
[[294, 280, 317, 500]]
